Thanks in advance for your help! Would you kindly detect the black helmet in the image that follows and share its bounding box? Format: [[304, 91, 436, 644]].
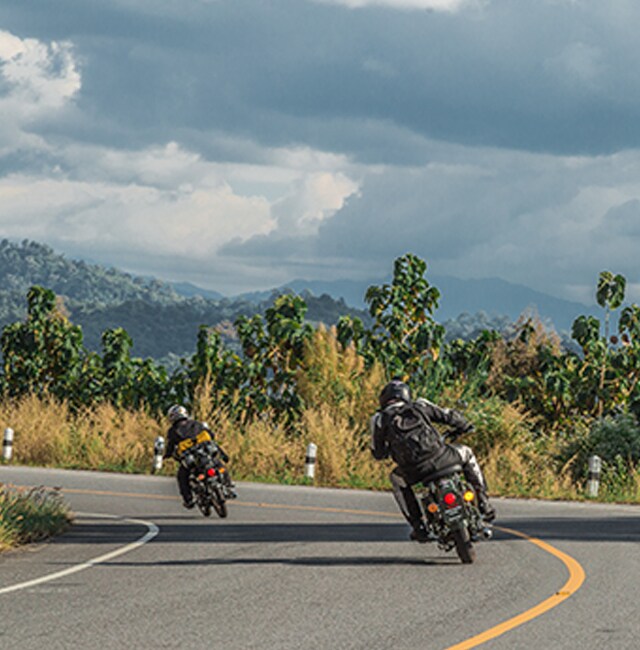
[[379, 380, 411, 408]]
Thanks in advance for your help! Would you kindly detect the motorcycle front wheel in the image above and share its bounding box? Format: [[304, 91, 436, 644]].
[[452, 526, 476, 564], [197, 493, 212, 517]]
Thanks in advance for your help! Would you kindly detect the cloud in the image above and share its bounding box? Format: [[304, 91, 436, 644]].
[[221, 145, 640, 301], [0, 129, 364, 292], [0, 30, 80, 112], [2, 3, 640, 303], [312, 0, 474, 10]]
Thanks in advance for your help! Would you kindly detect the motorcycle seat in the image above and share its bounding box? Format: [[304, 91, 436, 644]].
[[420, 464, 463, 484]]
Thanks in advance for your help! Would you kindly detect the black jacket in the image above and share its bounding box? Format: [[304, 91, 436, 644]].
[[164, 417, 210, 460], [370, 397, 471, 483]]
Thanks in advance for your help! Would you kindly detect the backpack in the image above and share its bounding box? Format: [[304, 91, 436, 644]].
[[380, 402, 442, 467]]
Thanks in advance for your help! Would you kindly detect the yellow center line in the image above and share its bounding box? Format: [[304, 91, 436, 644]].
[[60, 486, 587, 648], [59, 486, 402, 518], [444, 525, 586, 650]]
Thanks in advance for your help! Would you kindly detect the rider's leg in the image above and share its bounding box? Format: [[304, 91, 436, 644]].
[[390, 467, 430, 541], [177, 464, 194, 507], [451, 443, 495, 521]]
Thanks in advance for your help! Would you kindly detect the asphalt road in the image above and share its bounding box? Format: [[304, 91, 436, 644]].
[[0, 465, 638, 650]]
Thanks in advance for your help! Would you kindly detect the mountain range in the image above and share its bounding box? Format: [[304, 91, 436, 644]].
[[0, 239, 603, 360], [236, 275, 600, 335]]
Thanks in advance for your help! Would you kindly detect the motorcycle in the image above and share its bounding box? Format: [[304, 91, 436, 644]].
[[178, 431, 236, 518], [417, 431, 493, 564]]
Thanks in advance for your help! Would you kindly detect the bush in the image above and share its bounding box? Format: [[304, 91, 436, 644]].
[[562, 413, 640, 481], [0, 484, 72, 551]]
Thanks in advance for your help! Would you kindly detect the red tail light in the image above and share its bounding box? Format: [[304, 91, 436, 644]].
[[443, 492, 457, 507], [207, 468, 216, 477]]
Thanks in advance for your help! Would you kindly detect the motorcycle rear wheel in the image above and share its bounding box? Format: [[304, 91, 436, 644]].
[[452, 526, 476, 564], [212, 486, 228, 518]]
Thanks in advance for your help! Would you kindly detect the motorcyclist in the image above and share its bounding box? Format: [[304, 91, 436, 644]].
[[164, 404, 235, 509], [371, 379, 495, 542]]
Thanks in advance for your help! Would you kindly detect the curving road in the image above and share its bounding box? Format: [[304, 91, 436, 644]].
[[0, 465, 638, 650]]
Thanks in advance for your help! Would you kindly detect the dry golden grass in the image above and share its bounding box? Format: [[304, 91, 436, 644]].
[[297, 326, 385, 425], [0, 393, 71, 466], [3, 375, 638, 503], [209, 409, 303, 482], [482, 444, 576, 500], [299, 405, 390, 488], [1, 394, 163, 472]]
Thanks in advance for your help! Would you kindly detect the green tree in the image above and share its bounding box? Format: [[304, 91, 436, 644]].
[[0, 286, 84, 399], [363, 253, 444, 382], [234, 294, 313, 423]]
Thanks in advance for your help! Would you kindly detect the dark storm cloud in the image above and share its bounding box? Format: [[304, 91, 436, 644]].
[[3, 0, 640, 162], [3, 0, 640, 302]]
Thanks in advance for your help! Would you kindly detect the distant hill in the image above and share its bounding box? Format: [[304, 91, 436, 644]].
[[0, 240, 370, 359], [0, 239, 604, 359], [169, 281, 224, 301], [238, 274, 600, 335]]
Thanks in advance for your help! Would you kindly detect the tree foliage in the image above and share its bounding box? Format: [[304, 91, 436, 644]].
[[2, 253, 640, 480]]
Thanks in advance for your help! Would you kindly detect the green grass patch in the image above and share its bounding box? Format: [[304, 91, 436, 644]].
[[0, 484, 72, 552]]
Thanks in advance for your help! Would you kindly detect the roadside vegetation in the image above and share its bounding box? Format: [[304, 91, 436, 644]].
[[0, 484, 72, 552], [1, 254, 639, 504]]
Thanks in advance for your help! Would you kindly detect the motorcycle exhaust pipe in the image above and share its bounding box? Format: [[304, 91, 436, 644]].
[[481, 527, 493, 540]]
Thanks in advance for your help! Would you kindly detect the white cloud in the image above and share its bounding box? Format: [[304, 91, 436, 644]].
[[271, 172, 360, 237], [312, 0, 475, 10], [0, 135, 361, 281], [0, 30, 80, 112], [0, 173, 273, 256]]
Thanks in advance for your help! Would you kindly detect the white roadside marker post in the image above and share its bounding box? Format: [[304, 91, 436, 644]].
[[153, 435, 165, 473], [587, 455, 602, 497], [305, 443, 317, 480], [2, 428, 14, 462]]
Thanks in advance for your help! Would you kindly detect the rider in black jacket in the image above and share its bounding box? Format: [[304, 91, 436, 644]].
[[371, 380, 495, 542], [164, 404, 232, 508]]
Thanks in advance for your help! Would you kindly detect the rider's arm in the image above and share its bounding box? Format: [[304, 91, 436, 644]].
[[415, 398, 472, 433], [370, 412, 389, 460], [163, 430, 176, 459]]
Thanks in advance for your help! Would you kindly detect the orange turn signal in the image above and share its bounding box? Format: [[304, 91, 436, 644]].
[[463, 491, 475, 502], [427, 503, 439, 514]]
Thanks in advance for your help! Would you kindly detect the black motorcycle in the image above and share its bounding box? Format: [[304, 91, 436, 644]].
[[417, 432, 492, 564], [179, 432, 235, 518]]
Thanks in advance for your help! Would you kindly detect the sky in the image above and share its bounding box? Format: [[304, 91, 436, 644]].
[[1, 0, 640, 303]]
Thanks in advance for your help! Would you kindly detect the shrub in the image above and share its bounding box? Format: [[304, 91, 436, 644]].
[[562, 412, 640, 481], [0, 484, 72, 552]]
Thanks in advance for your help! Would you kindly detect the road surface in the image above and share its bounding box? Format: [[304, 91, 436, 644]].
[[0, 465, 638, 649]]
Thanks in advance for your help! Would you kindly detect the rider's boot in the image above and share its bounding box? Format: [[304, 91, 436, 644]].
[[478, 492, 496, 522], [409, 520, 433, 543], [223, 474, 238, 498]]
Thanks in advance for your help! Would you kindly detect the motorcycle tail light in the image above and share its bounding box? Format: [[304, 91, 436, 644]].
[[207, 468, 216, 477], [427, 503, 439, 514], [463, 491, 475, 502], [443, 492, 457, 507]]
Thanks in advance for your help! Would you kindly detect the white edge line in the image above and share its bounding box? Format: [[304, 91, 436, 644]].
[[0, 512, 159, 596]]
